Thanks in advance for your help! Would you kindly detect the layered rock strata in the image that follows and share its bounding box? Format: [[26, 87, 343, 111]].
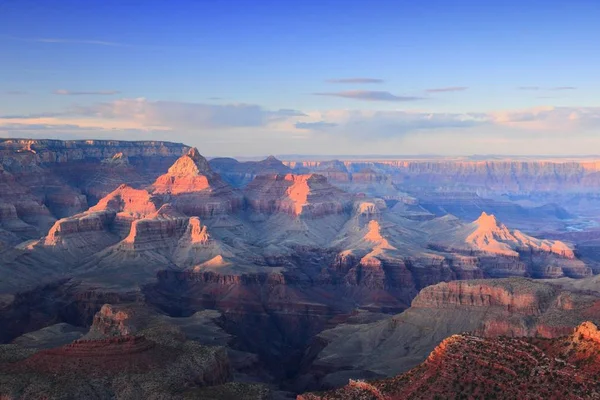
[[300, 322, 600, 400]]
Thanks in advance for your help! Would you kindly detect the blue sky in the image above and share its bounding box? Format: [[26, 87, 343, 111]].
[[1, 0, 600, 156]]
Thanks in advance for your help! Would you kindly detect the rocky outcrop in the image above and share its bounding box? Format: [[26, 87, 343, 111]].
[[89, 304, 142, 337], [101, 151, 129, 166], [410, 279, 555, 313], [245, 174, 351, 217], [0, 281, 143, 344], [574, 320, 600, 344], [119, 205, 188, 251], [0, 294, 235, 399], [295, 277, 600, 391], [424, 212, 590, 278], [44, 211, 116, 245], [151, 148, 243, 216], [153, 148, 214, 194], [300, 323, 600, 400], [85, 303, 228, 345], [39, 211, 119, 259], [89, 184, 160, 236], [90, 184, 159, 217], [0, 139, 189, 163], [0, 335, 231, 399], [432, 212, 576, 258]]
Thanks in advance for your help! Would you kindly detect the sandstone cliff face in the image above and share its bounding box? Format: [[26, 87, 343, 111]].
[[0, 139, 189, 163], [40, 211, 119, 259], [151, 148, 243, 217], [410, 279, 600, 338], [411, 279, 554, 314], [90, 184, 159, 217], [119, 213, 188, 251], [173, 217, 235, 268], [0, 139, 190, 243], [89, 184, 161, 237], [153, 148, 214, 194], [289, 158, 600, 193], [245, 174, 351, 217], [44, 212, 116, 245]]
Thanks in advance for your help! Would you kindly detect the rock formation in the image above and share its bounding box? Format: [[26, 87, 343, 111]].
[[4, 140, 600, 398], [151, 148, 243, 216], [0, 301, 281, 399], [209, 155, 292, 187], [424, 212, 590, 278], [289, 157, 600, 230], [435, 211, 575, 258], [288, 158, 600, 194], [295, 277, 600, 391], [0, 139, 190, 241], [41, 211, 119, 259], [0, 139, 189, 163], [300, 322, 600, 400], [0, 332, 231, 399], [245, 173, 351, 217]]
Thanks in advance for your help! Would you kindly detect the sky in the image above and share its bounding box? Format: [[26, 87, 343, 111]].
[[1, 0, 600, 156]]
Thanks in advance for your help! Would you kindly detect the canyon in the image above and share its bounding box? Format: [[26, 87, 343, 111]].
[[295, 277, 600, 390], [299, 321, 600, 400], [3, 139, 600, 398]]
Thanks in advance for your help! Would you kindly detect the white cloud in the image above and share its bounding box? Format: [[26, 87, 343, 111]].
[[0, 98, 307, 133], [2, 99, 600, 156], [297, 109, 487, 138]]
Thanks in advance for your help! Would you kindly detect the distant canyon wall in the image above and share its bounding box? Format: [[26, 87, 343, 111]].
[[0, 139, 190, 164], [286, 159, 600, 193]]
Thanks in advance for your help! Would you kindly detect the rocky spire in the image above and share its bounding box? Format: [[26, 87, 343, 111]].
[[474, 211, 500, 228], [166, 147, 213, 177]]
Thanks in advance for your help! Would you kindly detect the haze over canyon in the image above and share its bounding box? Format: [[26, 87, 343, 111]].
[[0, 139, 600, 398]]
